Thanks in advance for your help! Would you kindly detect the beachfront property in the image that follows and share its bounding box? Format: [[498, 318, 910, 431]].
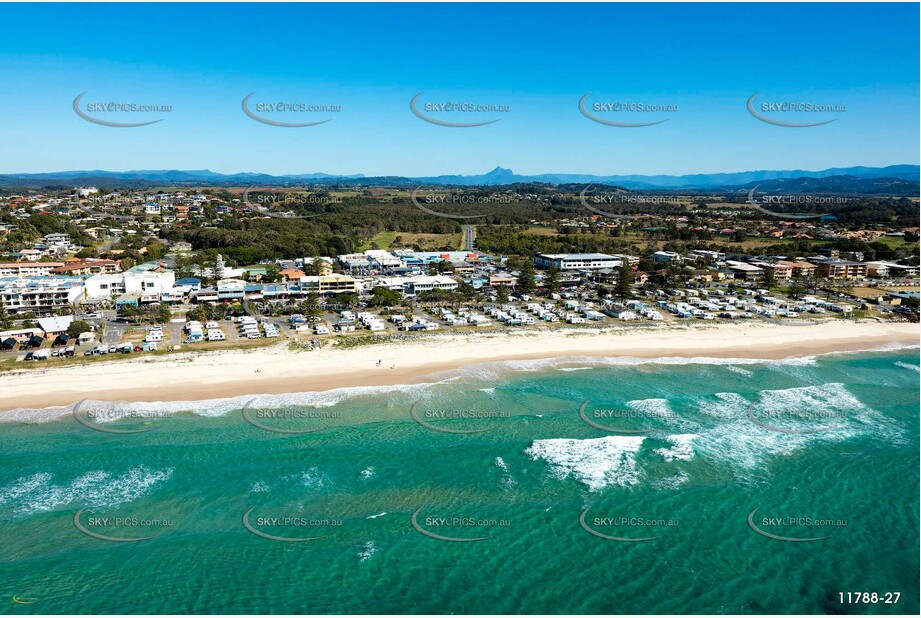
[[83, 269, 177, 302], [0, 275, 85, 314], [300, 273, 359, 295]]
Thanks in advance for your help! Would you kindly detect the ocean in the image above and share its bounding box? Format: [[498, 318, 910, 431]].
[[1, 348, 918, 614]]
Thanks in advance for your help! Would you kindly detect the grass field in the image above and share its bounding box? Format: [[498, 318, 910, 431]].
[[358, 231, 463, 251]]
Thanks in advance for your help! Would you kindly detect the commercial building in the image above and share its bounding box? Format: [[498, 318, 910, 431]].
[[534, 253, 623, 270]]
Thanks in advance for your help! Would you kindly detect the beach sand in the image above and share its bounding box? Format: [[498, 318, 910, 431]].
[[0, 320, 917, 412]]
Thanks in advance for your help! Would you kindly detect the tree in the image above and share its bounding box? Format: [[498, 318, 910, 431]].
[[517, 259, 536, 294], [67, 320, 91, 338], [616, 260, 633, 300], [145, 241, 168, 260], [789, 274, 806, 299], [0, 298, 12, 330], [496, 285, 509, 304], [760, 266, 775, 290], [547, 265, 561, 294], [261, 263, 281, 283], [368, 286, 403, 307], [301, 293, 322, 320]]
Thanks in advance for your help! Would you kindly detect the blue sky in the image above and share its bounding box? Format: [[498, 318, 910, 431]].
[[0, 2, 917, 176]]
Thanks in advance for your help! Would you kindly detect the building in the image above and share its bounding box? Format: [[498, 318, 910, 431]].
[[816, 260, 868, 279], [403, 275, 459, 297], [489, 273, 518, 288], [725, 260, 763, 281], [690, 250, 726, 261], [0, 276, 85, 314], [0, 262, 64, 277], [534, 253, 622, 270], [865, 261, 920, 278], [50, 258, 121, 276], [84, 270, 176, 303], [279, 268, 306, 282], [303, 257, 333, 276], [299, 273, 358, 295], [37, 316, 74, 338], [651, 251, 682, 263], [772, 260, 817, 278]]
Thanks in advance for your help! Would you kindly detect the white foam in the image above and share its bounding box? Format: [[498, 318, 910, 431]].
[[693, 383, 903, 470], [0, 472, 53, 505], [249, 481, 269, 493], [359, 467, 375, 481], [358, 540, 377, 562], [366, 512, 387, 519], [655, 434, 697, 462], [494, 456, 516, 490], [298, 467, 330, 492], [1, 466, 173, 516], [3, 382, 439, 424], [654, 471, 690, 490], [894, 361, 920, 372], [725, 365, 754, 377], [625, 398, 674, 419], [525, 436, 645, 492]]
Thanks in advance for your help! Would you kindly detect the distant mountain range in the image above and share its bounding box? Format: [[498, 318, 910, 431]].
[[0, 164, 917, 193]]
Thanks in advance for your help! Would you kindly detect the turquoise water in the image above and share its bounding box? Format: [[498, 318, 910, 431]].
[[1, 349, 918, 614]]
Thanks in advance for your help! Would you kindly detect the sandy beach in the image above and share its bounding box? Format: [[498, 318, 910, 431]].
[[0, 320, 917, 412]]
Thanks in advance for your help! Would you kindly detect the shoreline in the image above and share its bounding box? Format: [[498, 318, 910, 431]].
[[0, 320, 917, 414]]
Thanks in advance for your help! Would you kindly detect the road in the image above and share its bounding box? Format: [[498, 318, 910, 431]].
[[462, 225, 476, 251]]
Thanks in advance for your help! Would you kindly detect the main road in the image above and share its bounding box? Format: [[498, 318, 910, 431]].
[[462, 225, 476, 251]]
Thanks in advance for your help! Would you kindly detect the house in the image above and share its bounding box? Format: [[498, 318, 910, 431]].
[[489, 274, 518, 288], [279, 268, 306, 282], [37, 316, 74, 338]]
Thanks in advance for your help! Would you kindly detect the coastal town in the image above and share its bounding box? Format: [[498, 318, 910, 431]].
[[0, 185, 918, 365]]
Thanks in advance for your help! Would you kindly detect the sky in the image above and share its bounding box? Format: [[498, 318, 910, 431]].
[[0, 2, 918, 177]]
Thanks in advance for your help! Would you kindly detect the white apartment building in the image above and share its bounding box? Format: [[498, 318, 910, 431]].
[[534, 253, 623, 270], [84, 271, 176, 302]]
